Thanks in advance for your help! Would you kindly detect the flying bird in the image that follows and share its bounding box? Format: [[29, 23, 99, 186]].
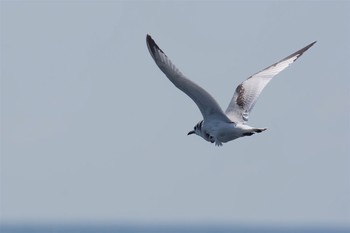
[[146, 34, 316, 146]]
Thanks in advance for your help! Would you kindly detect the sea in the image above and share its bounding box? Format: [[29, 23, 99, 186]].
[[1, 224, 350, 233]]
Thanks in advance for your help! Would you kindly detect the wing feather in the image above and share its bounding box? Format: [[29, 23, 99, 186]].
[[225, 41, 316, 123], [146, 35, 230, 122]]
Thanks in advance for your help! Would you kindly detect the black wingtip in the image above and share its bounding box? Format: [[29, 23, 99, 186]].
[[300, 40, 317, 54], [305, 40, 317, 51], [146, 34, 152, 41], [146, 34, 165, 56], [146, 34, 153, 49], [283, 40, 317, 62]]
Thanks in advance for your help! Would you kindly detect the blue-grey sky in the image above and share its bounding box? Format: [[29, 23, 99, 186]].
[[1, 0, 349, 227]]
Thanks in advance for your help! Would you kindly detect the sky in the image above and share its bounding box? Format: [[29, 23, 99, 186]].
[[1, 0, 350, 228]]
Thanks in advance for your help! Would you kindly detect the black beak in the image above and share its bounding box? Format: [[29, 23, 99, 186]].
[[187, 130, 195, 135]]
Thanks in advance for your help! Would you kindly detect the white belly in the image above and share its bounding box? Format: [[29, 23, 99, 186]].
[[209, 122, 256, 143]]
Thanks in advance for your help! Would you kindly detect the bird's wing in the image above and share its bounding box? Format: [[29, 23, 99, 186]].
[[146, 35, 231, 122], [225, 41, 316, 123]]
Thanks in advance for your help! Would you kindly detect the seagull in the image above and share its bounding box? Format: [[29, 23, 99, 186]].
[[146, 34, 316, 146]]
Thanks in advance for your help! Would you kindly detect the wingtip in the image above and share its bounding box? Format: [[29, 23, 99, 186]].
[[304, 40, 317, 51], [146, 34, 153, 44], [146, 34, 165, 56], [309, 40, 317, 48], [291, 40, 317, 60], [146, 34, 156, 55]]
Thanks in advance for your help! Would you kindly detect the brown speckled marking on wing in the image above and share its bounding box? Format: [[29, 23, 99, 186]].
[[235, 83, 245, 108]]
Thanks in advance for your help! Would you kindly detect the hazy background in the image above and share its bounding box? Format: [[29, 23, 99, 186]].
[[1, 0, 349, 229]]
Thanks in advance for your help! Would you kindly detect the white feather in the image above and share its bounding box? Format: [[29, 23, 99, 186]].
[[146, 34, 316, 146]]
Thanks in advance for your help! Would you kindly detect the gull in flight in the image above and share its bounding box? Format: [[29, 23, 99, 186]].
[[146, 35, 316, 146]]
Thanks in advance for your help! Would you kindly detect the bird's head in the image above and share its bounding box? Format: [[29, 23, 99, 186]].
[[187, 120, 215, 143], [187, 120, 203, 137]]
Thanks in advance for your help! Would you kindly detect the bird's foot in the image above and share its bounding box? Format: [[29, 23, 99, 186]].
[[215, 140, 223, 147]]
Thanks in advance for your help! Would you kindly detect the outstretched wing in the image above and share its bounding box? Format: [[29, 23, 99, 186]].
[[146, 35, 231, 122], [225, 41, 316, 123]]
